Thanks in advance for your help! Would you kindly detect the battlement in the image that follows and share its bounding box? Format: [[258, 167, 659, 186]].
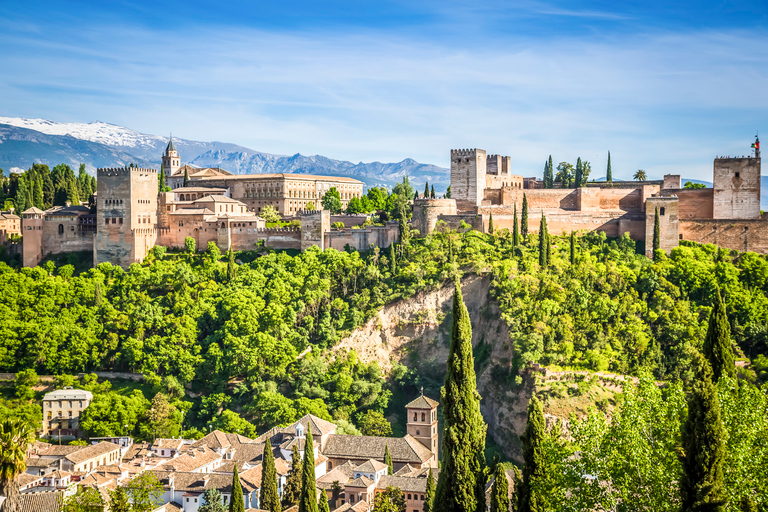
[[98, 167, 158, 177], [450, 149, 481, 158], [714, 156, 759, 161], [252, 227, 300, 233]]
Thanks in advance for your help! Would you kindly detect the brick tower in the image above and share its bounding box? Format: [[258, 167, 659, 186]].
[[405, 389, 439, 466], [161, 137, 180, 182]]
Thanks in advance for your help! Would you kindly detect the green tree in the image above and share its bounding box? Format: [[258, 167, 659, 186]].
[[108, 488, 132, 512], [63, 486, 105, 512], [282, 445, 302, 508], [512, 204, 520, 247], [229, 464, 245, 512], [521, 194, 528, 241], [569, 231, 575, 265], [543, 158, 552, 189], [434, 283, 487, 512], [199, 488, 226, 512], [634, 169, 647, 181], [684, 182, 707, 189], [518, 395, 545, 512], [322, 188, 343, 214], [298, 431, 319, 512], [373, 487, 406, 512], [389, 243, 397, 275], [575, 157, 583, 188], [606, 151, 612, 182], [305, 201, 316, 211], [158, 166, 168, 194], [424, 182, 430, 198], [185, 236, 196, 254], [260, 438, 280, 512], [424, 468, 435, 512], [260, 205, 281, 223], [183, 168, 190, 187], [384, 444, 394, 475], [556, 162, 574, 187], [488, 213, 494, 234], [125, 471, 163, 512], [680, 356, 726, 512], [14, 369, 38, 401], [431, 185, 436, 199], [330, 481, 342, 509], [358, 410, 392, 437], [538, 215, 548, 267], [0, 419, 34, 512], [489, 463, 509, 512], [703, 288, 735, 381], [318, 492, 330, 512], [653, 206, 661, 261], [445, 185, 451, 199]]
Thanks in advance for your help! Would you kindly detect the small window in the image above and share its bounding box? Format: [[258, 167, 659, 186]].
[[407, 494, 412, 500], [416, 430, 420, 436], [735, 172, 740, 178], [660, 207, 666, 216], [58, 224, 64, 235]]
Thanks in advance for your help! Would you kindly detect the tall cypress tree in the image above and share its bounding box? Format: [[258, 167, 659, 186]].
[[680, 356, 726, 512], [384, 444, 393, 475], [569, 231, 575, 265], [431, 185, 436, 199], [227, 248, 236, 282], [317, 493, 330, 512], [158, 167, 167, 194], [488, 213, 494, 234], [518, 395, 545, 512], [424, 182, 430, 198], [424, 468, 435, 512], [260, 439, 280, 512], [703, 288, 735, 381], [538, 215, 548, 267], [434, 283, 487, 512], [298, 432, 318, 512], [183, 168, 190, 187], [512, 204, 520, 247], [547, 156, 554, 188], [575, 157, 583, 188], [521, 194, 529, 241], [606, 152, 612, 182], [389, 243, 397, 275], [229, 465, 245, 512], [543, 159, 550, 189], [545, 219, 551, 265], [652, 206, 661, 261], [282, 445, 302, 508], [489, 463, 509, 512]]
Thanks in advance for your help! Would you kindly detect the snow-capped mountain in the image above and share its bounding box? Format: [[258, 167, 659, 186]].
[[0, 117, 449, 190]]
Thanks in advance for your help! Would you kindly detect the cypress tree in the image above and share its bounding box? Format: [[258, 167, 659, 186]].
[[158, 167, 167, 194], [282, 445, 302, 508], [575, 157, 583, 188], [489, 463, 509, 512], [431, 185, 436, 199], [512, 204, 520, 247], [298, 432, 318, 512], [547, 156, 554, 188], [652, 207, 661, 261], [680, 356, 726, 512], [390, 243, 397, 275], [488, 213, 494, 234], [546, 219, 551, 265], [518, 395, 545, 512], [703, 288, 735, 381], [229, 465, 245, 512], [434, 283, 487, 512], [260, 439, 280, 512], [227, 248, 236, 282], [424, 182, 430, 198], [384, 444, 393, 475], [183, 168, 190, 187], [543, 159, 550, 189], [424, 468, 435, 512], [318, 493, 330, 512], [538, 215, 547, 267], [606, 151, 612, 182], [521, 194, 529, 241]]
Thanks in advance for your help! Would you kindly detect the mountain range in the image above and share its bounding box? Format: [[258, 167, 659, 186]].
[[0, 117, 449, 191]]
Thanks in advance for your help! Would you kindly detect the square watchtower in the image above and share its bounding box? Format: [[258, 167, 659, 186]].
[[405, 391, 439, 467], [713, 155, 761, 219]]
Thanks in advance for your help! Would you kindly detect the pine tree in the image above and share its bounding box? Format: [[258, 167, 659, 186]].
[[227, 248, 236, 282], [606, 151, 612, 182], [384, 444, 393, 475], [488, 213, 494, 234], [431, 185, 436, 199], [424, 182, 430, 198], [575, 157, 583, 188], [652, 207, 661, 261], [424, 468, 435, 512], [569, 231, 575, 265], [260, 439, 280, 512], [703, 288, 735, 381], [389, 243, 397, 275], [434, 283, 487, 512], [199, 488, 226, 512], [229, 465, 245, 512], [489, 463, 509, 512], [521, 194, 529, 241], [679, 356, 726, 512], [318, 493, 330, 512], [512, 204, 520, 247], [518, 395, 545, 512], [109, 488, 132, 512], [282, 445, 302, 508], [298, 432, 318, 512], [538, 215, 548, 267]]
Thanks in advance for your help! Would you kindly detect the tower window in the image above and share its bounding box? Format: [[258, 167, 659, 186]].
[[660, 207, 666, 216], [735, 172, 740, 178]]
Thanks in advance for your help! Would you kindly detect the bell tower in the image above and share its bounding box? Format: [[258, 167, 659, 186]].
[[161, 136, 181, 179], [405, 389, 439, 466]]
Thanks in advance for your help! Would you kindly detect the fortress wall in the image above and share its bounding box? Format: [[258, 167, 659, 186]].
[[500, 188, 578, 210], [645, 197, 680, 257], [412, 199, 457, 235], [40, 218, 94, 258], [680, 219, 768, 254], [437, 213, 485, 232], [597, 188, 643, 211], [667, 188, 715, 219], [325, 223, 399, 251], [483, 189, 502, 205], [479, 208, 645, 240]]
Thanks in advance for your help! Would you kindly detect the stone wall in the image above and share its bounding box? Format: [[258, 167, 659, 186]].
[[713, 157, 761, 219], [412, 199, 457, 235], [325, 222, 399, 251], [680, 218, 768, 254], [663, 174, 682, 189], [436, 213, 485, 232], [301, 209, 330, 251], [645, 197, 680, 257], [663, 188, 714, 219], [451, 149, 486, 210], [21, 216, 43, 267]]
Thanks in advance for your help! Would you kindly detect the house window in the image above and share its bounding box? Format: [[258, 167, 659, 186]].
[[408, 494, 412, 500]]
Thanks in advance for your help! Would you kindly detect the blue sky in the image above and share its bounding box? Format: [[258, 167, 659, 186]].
[[0, 0, 766, 179]]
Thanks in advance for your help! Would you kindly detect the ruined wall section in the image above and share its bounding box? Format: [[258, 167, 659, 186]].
[[645, 197, 679, 257], [713, 157, 761, 219]]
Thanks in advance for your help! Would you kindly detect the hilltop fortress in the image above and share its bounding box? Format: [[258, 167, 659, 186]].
[[414, 141, 765, 255]]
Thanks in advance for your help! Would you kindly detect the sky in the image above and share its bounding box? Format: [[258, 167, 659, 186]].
[[0, 0, 767, 180]]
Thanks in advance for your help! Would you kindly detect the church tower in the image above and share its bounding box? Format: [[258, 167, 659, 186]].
[[161, 137, 180, 179], [405, 390, 439, 466]]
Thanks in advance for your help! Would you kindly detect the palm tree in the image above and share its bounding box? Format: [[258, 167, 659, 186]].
[[0, 419, 34, 512], [633, 169, 647, 181]]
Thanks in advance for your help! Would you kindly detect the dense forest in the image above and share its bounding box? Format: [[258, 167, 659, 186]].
[[1, 163, 96, 212]]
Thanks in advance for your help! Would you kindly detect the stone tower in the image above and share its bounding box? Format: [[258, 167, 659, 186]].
[[450, 148, 487, 211], [712, 138, 761, 219], [161, 137, 181, 180], [405, 391, 439, 466], [94, 166, 159, 268], [21, 207, 44, 267]]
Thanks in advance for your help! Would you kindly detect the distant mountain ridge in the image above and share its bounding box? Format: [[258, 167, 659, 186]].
[[0, 117, 449, 190]]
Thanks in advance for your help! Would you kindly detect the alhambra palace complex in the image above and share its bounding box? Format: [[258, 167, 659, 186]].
[[8, 137, 766, 269]]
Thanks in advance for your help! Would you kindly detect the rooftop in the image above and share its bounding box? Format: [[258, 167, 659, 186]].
[[43, 387, 93, 401], [405, 394, 439, 409], [323, 434, 433, 465], [196, 173, 363, 184], [65, 442, 120, 464]]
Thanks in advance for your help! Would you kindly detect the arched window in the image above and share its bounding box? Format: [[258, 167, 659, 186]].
[[421, 412, 425, 422], [58, 224, 64, 235]]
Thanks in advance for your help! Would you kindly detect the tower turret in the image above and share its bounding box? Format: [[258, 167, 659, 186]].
[[161, 136, 180, 180]]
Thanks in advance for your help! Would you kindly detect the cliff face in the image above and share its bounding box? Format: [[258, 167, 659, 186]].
[[336, 274, 622, 461]]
